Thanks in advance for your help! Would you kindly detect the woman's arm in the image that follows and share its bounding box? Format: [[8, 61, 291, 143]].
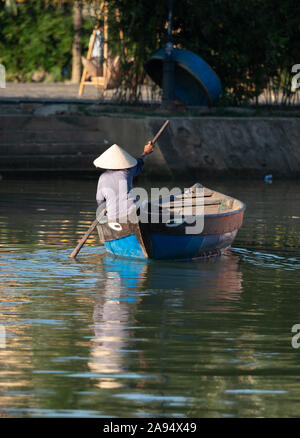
[[140, 141, 154, 159], [134, 142, 155, 177]]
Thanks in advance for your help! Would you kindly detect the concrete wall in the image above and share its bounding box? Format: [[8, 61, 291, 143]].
[[156, 117, 300, 178], [0, 104, 299, 178]]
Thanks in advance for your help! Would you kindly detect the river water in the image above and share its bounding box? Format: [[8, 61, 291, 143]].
[[0, 177, 300, 418]]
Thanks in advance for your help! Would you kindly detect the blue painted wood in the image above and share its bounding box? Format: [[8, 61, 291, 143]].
[[149, 232, 235, 260], [145, 48, 222, 106], [103, 232, 237, 260], [150, 233, 204, 259], [104, 234, 146, 259]]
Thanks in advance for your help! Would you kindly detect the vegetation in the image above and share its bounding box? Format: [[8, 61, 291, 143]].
[[0, 0, 93, 82], [0, 0, 299, 104]]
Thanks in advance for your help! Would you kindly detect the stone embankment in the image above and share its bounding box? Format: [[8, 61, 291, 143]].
[[0, 101, 299, 178]]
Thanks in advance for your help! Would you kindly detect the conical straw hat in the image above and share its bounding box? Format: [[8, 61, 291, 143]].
[[93, 144, 137, 170]]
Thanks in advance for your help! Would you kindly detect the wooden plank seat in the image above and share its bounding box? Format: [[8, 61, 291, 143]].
[[159, 198, 225, 208], [178, 188, 213, 198]]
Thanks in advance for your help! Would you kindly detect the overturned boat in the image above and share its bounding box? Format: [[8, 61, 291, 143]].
[[96, 184, 246, 260]]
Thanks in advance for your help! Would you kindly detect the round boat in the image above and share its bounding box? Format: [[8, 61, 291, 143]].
[[96, 184, 246, 260]]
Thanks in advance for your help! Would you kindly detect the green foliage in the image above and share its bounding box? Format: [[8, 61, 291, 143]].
[[0, 0, 299, 103], [176, 0, 300, 105], [0, 0, 92, 82], [107, 0, 300, 104]]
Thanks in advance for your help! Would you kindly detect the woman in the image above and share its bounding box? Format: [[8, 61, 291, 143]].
[[94, 142, 154, 221]]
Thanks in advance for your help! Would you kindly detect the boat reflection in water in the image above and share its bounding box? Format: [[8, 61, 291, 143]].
[[87, 256, 147, 389], [87, 251, 243, 390]]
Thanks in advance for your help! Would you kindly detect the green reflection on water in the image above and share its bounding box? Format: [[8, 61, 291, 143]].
[[0, 178, 300, 418]]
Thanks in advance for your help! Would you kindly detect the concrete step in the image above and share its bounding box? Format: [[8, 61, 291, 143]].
[[0, 142, 104, 155], [0, 130, 106, 143], [0, 153, 98, 171], [0, 115, 106, 131]]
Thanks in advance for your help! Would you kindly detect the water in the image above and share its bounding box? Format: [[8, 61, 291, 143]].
[[0, 177, 300, 418]]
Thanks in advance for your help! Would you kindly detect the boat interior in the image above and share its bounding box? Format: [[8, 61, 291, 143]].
[[146, 183, 245, 218], [97, 183, 245, 226]]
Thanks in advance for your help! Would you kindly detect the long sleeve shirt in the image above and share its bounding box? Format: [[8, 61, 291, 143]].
[[96, 157, 144, 220]]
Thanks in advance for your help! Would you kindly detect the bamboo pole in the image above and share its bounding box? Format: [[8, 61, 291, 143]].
[[102, 1, 108, 92], [71, 0, 82, 84]]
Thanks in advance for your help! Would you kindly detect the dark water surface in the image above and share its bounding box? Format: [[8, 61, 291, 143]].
[[0, 178, 300, 418]]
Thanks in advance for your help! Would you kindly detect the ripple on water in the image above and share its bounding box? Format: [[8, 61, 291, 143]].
[[1, 179, 300, 417], [232, 247, 300, 271]]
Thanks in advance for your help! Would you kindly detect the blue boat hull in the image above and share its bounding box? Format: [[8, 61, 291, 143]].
[[104, 234, 146, 259], [98, 186, 245, 261], [149, 230, 238, 260], [102, 229, 238, 261]]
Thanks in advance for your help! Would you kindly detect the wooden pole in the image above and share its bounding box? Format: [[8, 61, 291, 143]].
[[115, 9, 127, 57], [151, 120, 169, 144], [78, 29, 97, 96], [78, 0, 105, 97], [71, 0, 82, 84], [102, 1, 108, 92], [69, 216, 104, 259]]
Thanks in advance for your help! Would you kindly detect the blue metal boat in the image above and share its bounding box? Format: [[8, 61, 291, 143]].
[[96, 184, 245, 261]]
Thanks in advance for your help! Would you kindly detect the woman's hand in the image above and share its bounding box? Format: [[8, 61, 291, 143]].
[[142, 141, 154, 156]]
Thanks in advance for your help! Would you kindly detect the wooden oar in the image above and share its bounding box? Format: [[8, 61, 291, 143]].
[[69, 211, 106, 259], [151, 119, 169, 144], [69, 119, 170, 259]]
